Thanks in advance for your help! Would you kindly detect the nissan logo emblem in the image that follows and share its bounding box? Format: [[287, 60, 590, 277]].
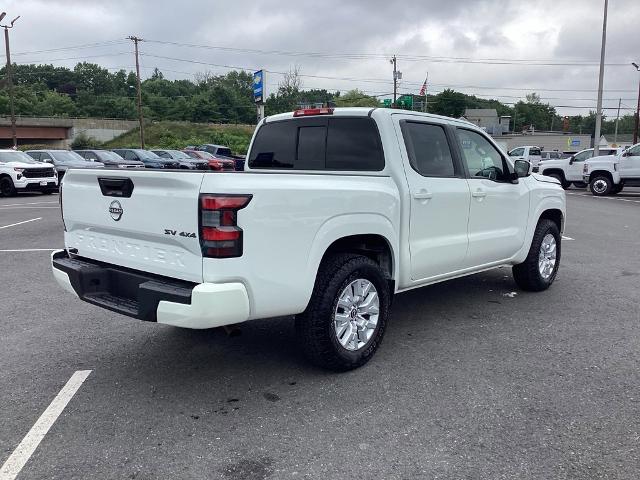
[[109, 200, 124, 221]]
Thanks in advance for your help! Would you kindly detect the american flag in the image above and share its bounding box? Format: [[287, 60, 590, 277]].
[[419, 76, 428, 96]]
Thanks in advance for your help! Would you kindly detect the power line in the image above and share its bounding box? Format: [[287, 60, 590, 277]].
[[143, 39, 631, 66], [11, 40, 126, 57]]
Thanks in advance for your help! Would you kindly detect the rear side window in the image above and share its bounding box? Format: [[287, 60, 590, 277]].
[[249, 117, 384, 171], [529, 147, 542, 156], [401, 122, 456, 177]]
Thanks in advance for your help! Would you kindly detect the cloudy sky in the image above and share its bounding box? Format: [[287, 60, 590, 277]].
[[4, 0, 640, 115]]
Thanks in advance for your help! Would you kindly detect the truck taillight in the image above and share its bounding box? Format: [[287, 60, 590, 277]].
[[199, 194, 252, 258]]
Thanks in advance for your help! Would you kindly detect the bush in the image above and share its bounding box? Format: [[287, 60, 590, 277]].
[[71, 133, 102, 149]]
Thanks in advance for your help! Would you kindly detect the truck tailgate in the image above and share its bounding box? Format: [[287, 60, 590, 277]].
[[61, 169, 205, 283]]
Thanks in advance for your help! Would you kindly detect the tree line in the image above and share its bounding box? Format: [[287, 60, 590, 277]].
[[0, 62, 636, 136]]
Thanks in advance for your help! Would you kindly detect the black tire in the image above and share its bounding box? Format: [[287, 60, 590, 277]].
[[295, 254, 391, 371], [0, 176, 16, 197], [512, 219, 561, 292], [548, 173, 570, 189], [610, 184, 623, 194], [589, 175, 612, 196]]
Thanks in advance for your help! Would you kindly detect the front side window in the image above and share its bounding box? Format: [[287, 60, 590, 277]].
[[401, 122, 456, 177], [626, 144, 640, 156], [573, 150, 593, 162], [457, 129, 510, 182], [509, 147, 525, 157]]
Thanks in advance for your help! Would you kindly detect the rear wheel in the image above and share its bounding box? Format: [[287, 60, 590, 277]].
[[513, 219, 561, 292], [573, 181, 587, 188], [0, 177, 16, 197], [295, 254, 391, 371], [589, 175, 612, 196]]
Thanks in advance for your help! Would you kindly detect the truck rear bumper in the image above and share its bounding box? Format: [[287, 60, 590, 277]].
[[51, 249, 249, 329]]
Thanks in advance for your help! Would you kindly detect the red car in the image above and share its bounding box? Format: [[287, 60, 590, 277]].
[[183, 150, 235, 171]]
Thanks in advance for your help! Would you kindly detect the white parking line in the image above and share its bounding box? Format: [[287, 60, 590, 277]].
[[0, 218, 42, 230], [0, 248, 59, 252], [562, 236, 574, 241], [566, 192, 640, 204], [0, 201, 57, 207], [0, 370, 92, 480]]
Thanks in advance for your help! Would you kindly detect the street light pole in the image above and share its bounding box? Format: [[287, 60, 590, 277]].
[[593, 0, 608, 157], [632, 62, 640, 145], [1, 12, 20, 149], [391, 55, 397, 107]]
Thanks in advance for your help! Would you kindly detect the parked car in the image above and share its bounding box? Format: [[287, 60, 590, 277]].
[[150, 149, 210, 170], [197, 144, 245, 171], [0, 149, 57, 196], [183, 149, 235, 171], [25, 149, 103, 182], [111, 149, 180, 169], [583, 143, 640, 195], [75, 150, 144, 169], [508, 146, 543, 168], [538, 147, 622, 189], [52, 107, 565, 371]]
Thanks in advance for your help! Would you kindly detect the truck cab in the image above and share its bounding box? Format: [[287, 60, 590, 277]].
[[508, 146, 543, 168], [583, 143, 640, 195], [538, 147, 621, 189]]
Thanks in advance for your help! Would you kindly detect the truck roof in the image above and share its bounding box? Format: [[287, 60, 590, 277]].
[[265, 107, 477, 129]]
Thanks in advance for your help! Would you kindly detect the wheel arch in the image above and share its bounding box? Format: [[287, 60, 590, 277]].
[[541, 168, 566, 181], [589, 170, 614, 182], [538, 208, 564, 234]]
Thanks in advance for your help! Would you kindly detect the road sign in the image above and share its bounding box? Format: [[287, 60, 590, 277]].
[[397, 95, 413, 108], [382, 99, 392, 107], [253, 70, 266, 104]]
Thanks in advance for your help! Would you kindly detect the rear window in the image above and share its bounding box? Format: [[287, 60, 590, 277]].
[[249, 117, 384, 171]]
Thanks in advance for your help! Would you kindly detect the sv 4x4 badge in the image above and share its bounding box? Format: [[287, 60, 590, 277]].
[[164, 229, 196, 238]]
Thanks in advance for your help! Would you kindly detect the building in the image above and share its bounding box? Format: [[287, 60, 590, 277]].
[[462, 108, 510, 136], [599, 134, 636, 149], [492, 132, 592, 154]]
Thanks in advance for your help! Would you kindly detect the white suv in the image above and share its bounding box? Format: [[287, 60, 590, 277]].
[[0, 149, 57, 196]]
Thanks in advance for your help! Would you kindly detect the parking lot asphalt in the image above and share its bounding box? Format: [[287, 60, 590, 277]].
[[1, 188, 639, 480]]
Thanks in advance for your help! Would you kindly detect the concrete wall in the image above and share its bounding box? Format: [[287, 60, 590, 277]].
[[70, 118, 139, 143], [495, 133, 592, 153]]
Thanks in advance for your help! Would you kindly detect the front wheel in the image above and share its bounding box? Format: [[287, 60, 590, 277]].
[[548, 173, 570, 189], [295, 254, 391, 371], [512, 219, 561, 292], [589, 175, 612, 196], [0, 177, 16, 197]]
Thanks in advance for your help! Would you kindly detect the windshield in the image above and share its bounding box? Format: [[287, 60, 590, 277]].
[[51, 151, 89, 163], [168, 150, 192, 159], [0, 151, 39, 164], [134, 150, 162, 160], [196, 151, 214, 159], [97, 151, 125, 161]]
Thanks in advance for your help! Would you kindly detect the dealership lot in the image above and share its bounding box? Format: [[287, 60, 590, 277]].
[[1, 190, 639, 479]]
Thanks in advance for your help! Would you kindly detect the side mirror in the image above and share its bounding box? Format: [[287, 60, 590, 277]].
[[568, 156, 574, 165], [514, 159, 530, 178], [622, 151, 630, 157]]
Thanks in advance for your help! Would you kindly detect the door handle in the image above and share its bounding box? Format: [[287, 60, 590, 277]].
[[413, 190, 433, 200], [471, 190, 487, 198]]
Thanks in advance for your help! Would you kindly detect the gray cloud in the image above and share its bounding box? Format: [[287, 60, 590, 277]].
[[4, 0, 640, 115]]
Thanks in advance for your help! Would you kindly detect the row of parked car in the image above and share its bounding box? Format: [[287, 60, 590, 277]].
[[0, 144, 244, 196]]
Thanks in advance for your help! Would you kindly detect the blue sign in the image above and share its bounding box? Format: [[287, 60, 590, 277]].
[[253, 70, 265, 104], [571, 139, 581, 146]]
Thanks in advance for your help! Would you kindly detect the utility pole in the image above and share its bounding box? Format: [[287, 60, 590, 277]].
[[614, 97, 621, 145], [632, 62, 640, 144], [390, 55, 398, 107], [127, 36, 145, 148], [593, 0, 608, 156], [1, 12, 20, 149]]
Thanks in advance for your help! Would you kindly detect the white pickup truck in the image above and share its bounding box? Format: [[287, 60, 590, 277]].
[[537, 147, 621, 189], [583, 142, 640, 195], [0, 149, 58, 196], [508, 146, 542, 168], [51, 108, 566, 370]]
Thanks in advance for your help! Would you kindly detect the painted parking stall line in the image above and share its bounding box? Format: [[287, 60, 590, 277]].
[[562, 236, 574, 241], [0, 218, 42, 230], [0, 370, 92, 480], [0, 201, 57, 207], [0, 248, 60, 253]]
